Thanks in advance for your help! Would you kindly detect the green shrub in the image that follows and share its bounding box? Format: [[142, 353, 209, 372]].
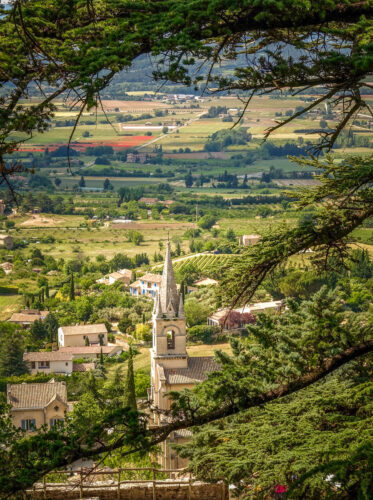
[[0, 286, 18, 295], [0, 373, 67, 393], [187, 325, 220, 344]]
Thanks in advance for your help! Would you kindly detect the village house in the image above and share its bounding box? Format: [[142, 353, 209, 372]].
[[9, 309, 49, 328], [23, 351, 73, 375], [58, 344, 124, 360], [238, 234, 261, 246], [7, 380, 68, 432], [149, 242, 219, 469], [127, 152, 148, 164], [138, 197, 159, 206], [0, 234, 13, 249], [58, 323, 108, 347], [108, 268, 133, 285], [0, 261, 13, 275], [130, 272, 162, 298], [207, 300, 284, 330]]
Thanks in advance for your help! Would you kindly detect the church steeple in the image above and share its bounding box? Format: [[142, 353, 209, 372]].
[[151, 239, 187, 359], [159, 240, 179, 316]]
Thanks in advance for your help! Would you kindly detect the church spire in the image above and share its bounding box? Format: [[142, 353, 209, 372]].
[[160, 240, 179, 315]]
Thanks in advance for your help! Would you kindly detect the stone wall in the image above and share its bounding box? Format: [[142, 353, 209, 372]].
[[27, 480, 228, 500]]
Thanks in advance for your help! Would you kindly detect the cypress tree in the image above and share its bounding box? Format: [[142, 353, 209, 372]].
[[45, 283, 49, 299], [69, 273, 75, 301], [124, 347, 137, 410], [0, 331, 29, 377], [100, 347, 104, 366]]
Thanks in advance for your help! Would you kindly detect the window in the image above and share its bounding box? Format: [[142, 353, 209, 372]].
[[21, 419, 36, 431], [38, 361, 50, 369], [31, 362, 36, 369], [49, 418, 64, 428], [65, 362, 68, 366], [166, 330, 175, 350], [54, 406, 59, 412]]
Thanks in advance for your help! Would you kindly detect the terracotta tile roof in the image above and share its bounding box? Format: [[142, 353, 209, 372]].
[[60, 323, 107, 336], [109, 271, 132, 280], [59, 345, 121, 355], [7, 380, 67, 409], [139, 197, 159, 204], [130, 280, 141, 288], [209, 301, 283, 321], [164, 356, 220, 385], [0, 262, 12, 270], [139, 273, 162, 283], [9, 310, 49, 323], [118, 268, 132, 277], [23, 351, 73, 362]]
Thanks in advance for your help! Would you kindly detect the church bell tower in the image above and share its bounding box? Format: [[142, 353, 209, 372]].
[[152, 240, 187, 357], [150, 241, 188, 413]]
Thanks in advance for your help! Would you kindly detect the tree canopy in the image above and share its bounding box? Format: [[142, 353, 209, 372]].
[[1, 0, 372, 172], [0, 0, 372, 496]]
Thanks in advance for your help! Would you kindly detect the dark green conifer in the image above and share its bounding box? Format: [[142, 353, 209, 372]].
[[124, 347, 137, 410], [69, 273, 75, 301]]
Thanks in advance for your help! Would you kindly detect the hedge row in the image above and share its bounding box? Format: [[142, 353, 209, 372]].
[[0, 286, 18, 295]]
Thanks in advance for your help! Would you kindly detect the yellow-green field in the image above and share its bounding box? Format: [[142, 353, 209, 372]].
[[10, 216, 196, 261], [0, 296, 23, 321]]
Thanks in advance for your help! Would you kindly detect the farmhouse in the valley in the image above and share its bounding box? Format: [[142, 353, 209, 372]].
[[7, 379, 68, 432], [149, 241, 219, 468], [23, 351, 73, 375], [108, 268, 133, 285], [238, 234, 261, 246], [130, 272, 162, 298], [138, 197, 159, 205], [9, 309, 49, 328], [0, 233, 13, 249], [58, 323, 108, 347]]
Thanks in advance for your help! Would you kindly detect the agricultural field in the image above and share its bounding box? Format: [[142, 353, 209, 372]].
[[171, 253, 237, 274]]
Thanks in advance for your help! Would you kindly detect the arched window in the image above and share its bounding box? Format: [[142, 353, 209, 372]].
[[166, 330, 175, 350]]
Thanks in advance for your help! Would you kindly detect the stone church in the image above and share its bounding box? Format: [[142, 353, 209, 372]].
[[149, 241, 219, 469]]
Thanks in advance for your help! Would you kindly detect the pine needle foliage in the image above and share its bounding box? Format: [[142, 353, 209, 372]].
[[124, 347, 137, 411]]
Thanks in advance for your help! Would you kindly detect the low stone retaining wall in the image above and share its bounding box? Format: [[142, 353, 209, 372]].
[[26, 480, 227, 500]]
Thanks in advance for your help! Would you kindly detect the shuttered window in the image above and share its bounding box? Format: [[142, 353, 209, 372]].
[[21, 419, 36, 430]]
